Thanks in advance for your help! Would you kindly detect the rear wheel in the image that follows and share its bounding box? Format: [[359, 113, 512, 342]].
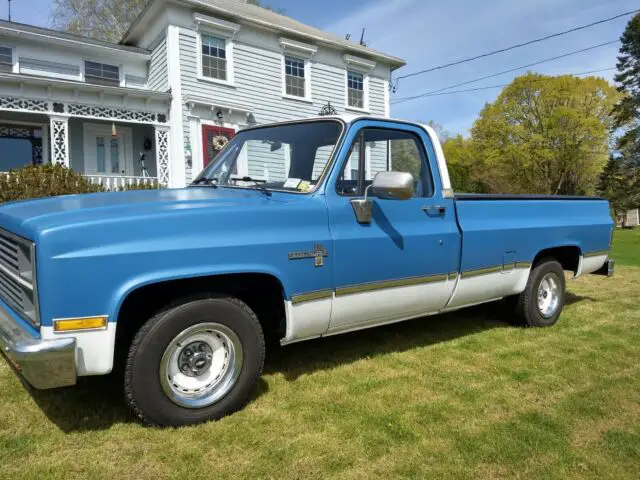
[[514, 259, 565, 327], [124, 295, 265, 426]]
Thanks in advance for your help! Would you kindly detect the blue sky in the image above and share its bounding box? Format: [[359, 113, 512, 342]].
[[4, 0, 636, 135]]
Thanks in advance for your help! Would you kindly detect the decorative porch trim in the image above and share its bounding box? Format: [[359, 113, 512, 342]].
[[155, 126, 171, 187], [0, 97, 49, 113], [50, 116, 70, 167], [0, 95, 169, 126], [67, 103, 159, 123]]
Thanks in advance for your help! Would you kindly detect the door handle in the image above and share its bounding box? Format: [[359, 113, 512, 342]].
[[422, 205, 446, 216]]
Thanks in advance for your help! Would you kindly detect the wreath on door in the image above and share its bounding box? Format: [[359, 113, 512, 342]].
[[212, 135, 229, 151]]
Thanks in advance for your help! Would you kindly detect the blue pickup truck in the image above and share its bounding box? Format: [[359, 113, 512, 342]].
[[0, 116, 614, 426]]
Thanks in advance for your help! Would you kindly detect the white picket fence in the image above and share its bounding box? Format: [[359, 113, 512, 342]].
[[84, 174, 159, 190], [1, 171, 159, 190]]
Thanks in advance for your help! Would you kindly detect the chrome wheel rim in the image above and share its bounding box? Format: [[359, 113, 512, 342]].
[[160, 323, 243, 409], [537, 273, 560, 318]]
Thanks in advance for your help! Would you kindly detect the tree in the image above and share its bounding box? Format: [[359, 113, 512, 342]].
[[597, 154, 640, 227], [613, 13, 640, 159], [470, 73, 619, 195], [441, 135, 485, 193], [51, 0, 147, 42], [423, 120, 450, 142], [51, 0, 281, 42]]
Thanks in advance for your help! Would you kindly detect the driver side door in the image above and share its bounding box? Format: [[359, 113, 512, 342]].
[[326, 121, 460, 334]]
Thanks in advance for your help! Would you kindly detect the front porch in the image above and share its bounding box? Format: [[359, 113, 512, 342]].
[[0, 113, 166, 189], [0, 75, 173, 188]]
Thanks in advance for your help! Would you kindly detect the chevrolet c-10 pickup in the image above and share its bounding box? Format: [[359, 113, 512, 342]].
[[0, 115, 614, 426]]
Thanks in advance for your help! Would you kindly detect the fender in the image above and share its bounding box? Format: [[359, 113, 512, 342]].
[[110, 263, 291, 323]]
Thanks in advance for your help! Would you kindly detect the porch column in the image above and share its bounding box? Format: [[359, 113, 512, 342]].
[[154, 125, 171, 187], [49, 116, 70, 167]]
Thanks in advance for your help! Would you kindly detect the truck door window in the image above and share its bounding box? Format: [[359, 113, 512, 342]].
[[337, 128, 434, 197]]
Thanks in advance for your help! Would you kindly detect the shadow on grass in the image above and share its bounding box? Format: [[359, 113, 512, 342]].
[[565, 291, 596, 306], [27, 374, 270, 433], [25, 291, 593, 433], [264, 303, 510, 381]]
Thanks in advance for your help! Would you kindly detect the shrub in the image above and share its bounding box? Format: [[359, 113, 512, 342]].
[[0, 164, 160, 204]]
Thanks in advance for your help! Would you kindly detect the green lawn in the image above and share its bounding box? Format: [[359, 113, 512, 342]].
[[611, 227, 640, 266], [0, 233, 639, 479]]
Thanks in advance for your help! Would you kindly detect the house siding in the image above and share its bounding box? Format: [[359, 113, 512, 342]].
[[148, 36, 168, 92], [178, 26, 390, 182], [19, 57, 80, 80]]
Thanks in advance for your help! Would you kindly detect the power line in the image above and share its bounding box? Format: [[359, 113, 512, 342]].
[[392, 40, 619, 104], [392, 68, 615, 101], [393, 8, 638, 88]]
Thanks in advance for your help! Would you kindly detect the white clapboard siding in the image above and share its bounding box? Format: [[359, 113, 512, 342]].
[[178, 27, 388, 183], [148, 36, 168, 91], [19, 57, 81, 81]]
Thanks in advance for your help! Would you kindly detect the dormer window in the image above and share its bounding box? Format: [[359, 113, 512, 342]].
[[84, 61, 120, 87], [0, 46, 13, 73]]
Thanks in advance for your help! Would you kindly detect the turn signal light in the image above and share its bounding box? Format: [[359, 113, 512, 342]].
[[54, 316, 108, 332]]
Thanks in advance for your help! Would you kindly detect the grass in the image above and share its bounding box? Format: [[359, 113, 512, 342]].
[[611, 227, 640, 266], [0, 229, 639, 479]]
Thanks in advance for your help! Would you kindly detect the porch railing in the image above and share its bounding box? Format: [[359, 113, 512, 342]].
[[85, 175, 159, 190]]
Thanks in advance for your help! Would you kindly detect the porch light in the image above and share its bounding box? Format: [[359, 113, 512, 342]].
[[111, 122, 118, 137]]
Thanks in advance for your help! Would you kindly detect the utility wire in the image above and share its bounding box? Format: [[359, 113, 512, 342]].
[[392, 40, 619, 104], [392, 68, 615, 100], [392, 8, 638, 89]]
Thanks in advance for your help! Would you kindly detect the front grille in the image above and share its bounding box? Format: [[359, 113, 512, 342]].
[[0, 228, 38, 327]]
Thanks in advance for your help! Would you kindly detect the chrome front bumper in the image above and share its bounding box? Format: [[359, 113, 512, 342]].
[[0, 302, 77, 389]]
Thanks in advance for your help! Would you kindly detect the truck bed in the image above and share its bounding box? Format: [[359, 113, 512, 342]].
[[455, 193, 605, 201]]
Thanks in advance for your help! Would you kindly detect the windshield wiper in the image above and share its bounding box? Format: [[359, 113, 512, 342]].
[[239, 176, 272, 197], [190, 177, 218, 187]]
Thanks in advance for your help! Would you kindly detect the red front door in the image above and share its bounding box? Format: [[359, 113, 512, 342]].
[[202, 125, 236, 168]]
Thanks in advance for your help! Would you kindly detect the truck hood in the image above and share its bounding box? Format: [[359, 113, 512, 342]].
[[0, 187, 284, 240]]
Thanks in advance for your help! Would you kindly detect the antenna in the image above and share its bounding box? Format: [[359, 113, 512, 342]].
[[359, 28, 366, 46], [7, 0, 11, 21]]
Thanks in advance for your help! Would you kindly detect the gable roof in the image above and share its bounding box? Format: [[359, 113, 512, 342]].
[[123, 0, 406, 70]]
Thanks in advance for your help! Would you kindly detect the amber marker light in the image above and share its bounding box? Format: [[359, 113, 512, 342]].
[[53, 316, 108, 333]]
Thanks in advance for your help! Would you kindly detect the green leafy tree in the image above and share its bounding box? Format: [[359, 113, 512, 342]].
[[51, 0, 147, 42], [597, 154, 640, 226], [442, 135, 486, 193], [613, 13, 640, 159], [471, 73, 619, 195]]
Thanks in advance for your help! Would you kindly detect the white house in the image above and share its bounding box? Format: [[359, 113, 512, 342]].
[[0, 0, 405, 188]]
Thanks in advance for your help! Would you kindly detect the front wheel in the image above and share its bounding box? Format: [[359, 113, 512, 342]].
[[124, 295, 265, 426], [514, 259, 566, 327]]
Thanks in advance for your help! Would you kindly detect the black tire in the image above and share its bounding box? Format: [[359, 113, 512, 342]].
[[514, 259, 565, 327], [124, 295, 265, 427]]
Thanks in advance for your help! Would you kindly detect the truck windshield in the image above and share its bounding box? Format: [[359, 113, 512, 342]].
[[192, 120, 343, 193]]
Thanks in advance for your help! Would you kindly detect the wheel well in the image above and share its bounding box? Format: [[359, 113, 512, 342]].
[[114, 273, 286, 363], [532, 246, 581, 274]]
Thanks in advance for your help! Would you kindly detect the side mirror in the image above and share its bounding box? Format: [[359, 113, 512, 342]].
[[350, 171, 414, 224], [371, 171, 414, 200]]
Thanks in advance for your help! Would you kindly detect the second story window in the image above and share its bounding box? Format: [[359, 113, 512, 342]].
[[201, 34, 227, 81], [0, 46, 13, 72], [347, 71, 365, 109], [284, 55, 306, 98], [85, 61, 120, 87]]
